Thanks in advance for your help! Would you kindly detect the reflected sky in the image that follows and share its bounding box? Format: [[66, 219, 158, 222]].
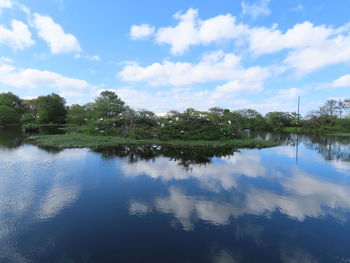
[[0, 132, 350, 262]]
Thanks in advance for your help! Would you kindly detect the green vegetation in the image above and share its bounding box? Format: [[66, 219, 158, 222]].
[[28, 134, 278, 149], [0, 105, 20, 126], [296, 99, 350, 134], [0, 92, 23, 126], [326, 132, 350, 137], [1, 90, 350, 148]]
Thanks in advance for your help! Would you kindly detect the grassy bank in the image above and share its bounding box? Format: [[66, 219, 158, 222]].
[[283, 127, 350, 136], [27, 134, 279, 149], [326, 132, 350, 137]]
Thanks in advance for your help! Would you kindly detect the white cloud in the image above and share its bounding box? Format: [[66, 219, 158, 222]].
[[290, 4, 304, 12], [0, 0, 12, 10], [245, 20, 350, 74], [284, 35, 350, 75], [118, 50, 269, 87], [247, 22, 333, 55], [130, 8, 350, 76], [154, 8, 246, 55], [155, 8, 200, 55], [117, 49, 271, 112], [215, 80, 263, 94], [266, 87, 304, 105], [199, 14, 244, 43], [115, 87, 252, 113], [74, 53, 101, 61], [33, 13, 82, 54], [0, 63, 98, 103], [0, 56, 13, 63], [130, 24, 155, 39], [0, 20, 35, 50], [332, 74, 350, 88], [0, 64, 90, 90], [241, 0, 271, 19]]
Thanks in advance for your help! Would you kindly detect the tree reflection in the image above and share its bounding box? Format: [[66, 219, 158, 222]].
[[0, 126, 23, 149], [93, 145, 237, 169], [303, 135, 350, 161]]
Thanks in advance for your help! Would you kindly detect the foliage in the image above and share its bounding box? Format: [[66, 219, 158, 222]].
[[0, 92, 22, 125], [0, 105, 20, 126], [0, 92, 23, 113], [2, 90, 350, 137], [35, 93, 67, 124], [93, 91, 125, 120], [265, 111, 301, 130], [66, 104, 92, 125]]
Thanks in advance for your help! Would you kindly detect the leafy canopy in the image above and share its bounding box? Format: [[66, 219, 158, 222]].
[[93, 91, 125, 120], [36, 93, 67, 124]]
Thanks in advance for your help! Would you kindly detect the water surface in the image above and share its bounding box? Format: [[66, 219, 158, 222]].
[[0, 128, 350, 263]]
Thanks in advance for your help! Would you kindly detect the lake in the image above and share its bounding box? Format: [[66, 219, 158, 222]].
[[0, 128, 350, 263]]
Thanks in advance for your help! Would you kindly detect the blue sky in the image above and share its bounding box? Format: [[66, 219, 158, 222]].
[[0, 0, 350, 115]]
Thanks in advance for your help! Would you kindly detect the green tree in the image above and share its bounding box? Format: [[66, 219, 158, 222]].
[[265, 111, 296, 129], [36, 93, 67, 124], [0, 92, 23, 125], [319, 99, 338, 117], [235, 109, 262, 119], [93, 91, 125, 120], [0, 92, 23, 113], [0, 105, 20, 125], [67, 104, 92, 125]]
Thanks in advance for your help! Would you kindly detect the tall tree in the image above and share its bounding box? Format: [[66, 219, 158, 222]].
[[93, 91, 125, 120], [319, 99, 338, 117], [0, 92, 23, 125], [0, 92, 23, 112], [36, 93, 67, 124], [0, 105, 20, 125]]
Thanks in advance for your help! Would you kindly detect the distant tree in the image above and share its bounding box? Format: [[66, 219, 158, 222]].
[[36, 93, 67, 124], [21, 99, 39, 124], [0, 105, 20, 125], [67, 104, 92, 125], [93, 91, 125, 120], [235, 109, 262, 119], [343, 99, 350, 112], [208, 107, 225, 116], [265, 111, 296, 129], [136, 109, 157, 127], [319, 99, 338, 117], [166, 110, 181, 118], [0, 92, 23, 113], [0, 92, 23, 125]]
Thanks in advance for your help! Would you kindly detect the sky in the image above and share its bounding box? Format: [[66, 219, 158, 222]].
[[0, 0, 350, 115]]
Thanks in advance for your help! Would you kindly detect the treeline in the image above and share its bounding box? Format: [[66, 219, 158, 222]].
[[1, 91, 350, 139], [301, 99, 350, 133]]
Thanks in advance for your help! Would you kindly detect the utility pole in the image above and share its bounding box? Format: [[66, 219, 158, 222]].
[[297, 96, 300, 116]]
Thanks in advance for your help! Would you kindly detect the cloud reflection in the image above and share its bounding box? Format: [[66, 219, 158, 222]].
[[0, 145, 84, 262], [121, 151, 266, 192], [129, 167, 350, 230]]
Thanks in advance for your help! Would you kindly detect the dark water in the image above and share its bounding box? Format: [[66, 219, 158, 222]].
[[1, 128, 350, 263]]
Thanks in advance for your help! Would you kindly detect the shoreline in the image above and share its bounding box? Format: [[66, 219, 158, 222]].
[[27, 134, 279, 149]]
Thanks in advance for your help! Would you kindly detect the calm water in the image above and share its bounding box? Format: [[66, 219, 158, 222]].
[[0, 128, 350, 263]]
